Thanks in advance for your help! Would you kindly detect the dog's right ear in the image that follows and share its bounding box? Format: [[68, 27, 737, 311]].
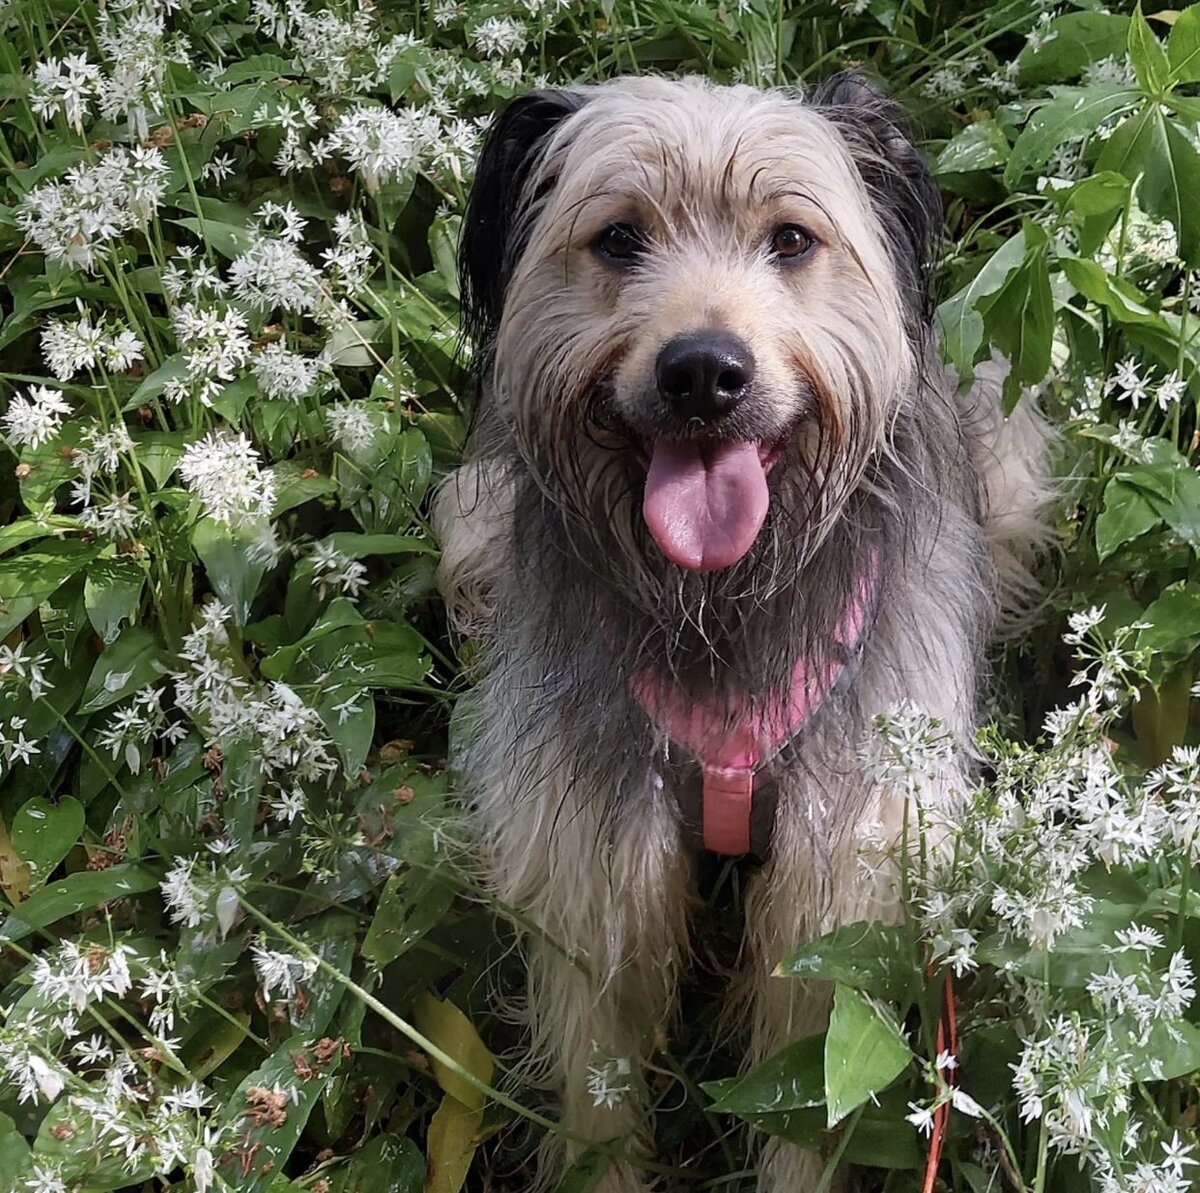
[[459, 89, 587, 355]]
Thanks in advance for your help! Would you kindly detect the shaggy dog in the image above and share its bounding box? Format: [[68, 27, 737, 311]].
[[434, 74, 1052, 1191]]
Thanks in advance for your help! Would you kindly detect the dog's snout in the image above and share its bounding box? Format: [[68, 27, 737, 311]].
[[655, 331, 756, 420]]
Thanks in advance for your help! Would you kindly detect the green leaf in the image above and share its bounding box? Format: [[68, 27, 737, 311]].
[[1004, 86, 1138, 187], [132, 429, 187, 487], [0, 864, 159, 942], [937, 230, 1027, 379], [1138, 582, 1200, 657], [1060, 257, 1162, 326], [823, 986, 912, 1128], [324, 532, 437, 559], [1096, 479, 1163, 560], [192, 517, 270, 626], [216, 53, 295, 85], [1098, 103, 1200, 265], [78, 625, 169, 714], [290, 914, 356, 1037], [0, 515, 77, 556], [1128, 3, 1170, 95], [169, 216, 252, 258], [1017, 12, 1131, 85], [0, 1113, 30, 1182], [331, 1135, 425, 1193], [935, 120, 1009, 175], [11, 796, 84, 886], [777, 921, 918, 1002], [706, 1033, 826, 1115], [84, 555, 144, 643], [363, 867, 456, 969], [977, 232, 1054, 408], [1168, 3, 1200, 83], [1061, 170, 1131, 217], [211, 1039, 345, 1193], [1121, 1017, 1200, 1081], [0, 542, 98, 638]]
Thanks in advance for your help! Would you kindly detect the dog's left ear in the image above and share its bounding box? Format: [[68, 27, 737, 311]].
[[811, 72, 941, 338], [459, 89, 588, 358]]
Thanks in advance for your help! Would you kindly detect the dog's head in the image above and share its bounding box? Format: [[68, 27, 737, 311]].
[[461, 75, 940, 579]]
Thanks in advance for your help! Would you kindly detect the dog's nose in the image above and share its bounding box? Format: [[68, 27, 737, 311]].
[[655, 331, 756, 420]]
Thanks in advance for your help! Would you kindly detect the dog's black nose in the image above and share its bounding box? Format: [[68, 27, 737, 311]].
[[655, 331, 755, 420]]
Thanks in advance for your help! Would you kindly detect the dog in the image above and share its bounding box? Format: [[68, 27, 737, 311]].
[[433, 74, 1052, 1191]]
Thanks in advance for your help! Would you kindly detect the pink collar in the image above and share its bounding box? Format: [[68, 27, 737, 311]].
[[631, 563, 877, 856]]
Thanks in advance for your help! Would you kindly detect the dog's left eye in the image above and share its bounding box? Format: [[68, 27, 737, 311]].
[[595, 223, 645, 264], [770, 224, 815, 261]]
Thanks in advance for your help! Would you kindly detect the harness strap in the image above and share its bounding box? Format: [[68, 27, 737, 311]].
[[632, 559, 878, 856]]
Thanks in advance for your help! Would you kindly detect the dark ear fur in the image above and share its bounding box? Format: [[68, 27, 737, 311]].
[[459, 89, 587, 361], [811, 72, 942, 342]]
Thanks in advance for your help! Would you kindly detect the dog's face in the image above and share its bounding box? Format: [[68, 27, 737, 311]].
[[461, 76, 940, 580]]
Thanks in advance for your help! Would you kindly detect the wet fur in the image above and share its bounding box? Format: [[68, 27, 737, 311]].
[[436, 75, 1053, 1191]]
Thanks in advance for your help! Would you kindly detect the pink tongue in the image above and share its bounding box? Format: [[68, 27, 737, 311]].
[[643, 439, 769, 571]]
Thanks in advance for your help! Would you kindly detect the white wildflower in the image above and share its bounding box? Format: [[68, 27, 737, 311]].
[[178, 431, 276, 526], [2, 385, 71, 448], [326, 402, 377, 454]]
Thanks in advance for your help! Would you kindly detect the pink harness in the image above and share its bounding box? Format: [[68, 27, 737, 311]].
[[631, 567, 876, 856]]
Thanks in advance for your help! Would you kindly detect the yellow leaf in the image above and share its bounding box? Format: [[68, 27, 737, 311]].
[[413, 992, 493, 1111], [424, 1094, 483, 1193]]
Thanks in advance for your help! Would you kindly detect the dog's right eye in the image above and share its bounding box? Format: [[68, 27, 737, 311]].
[[595, 223, 645, 264]]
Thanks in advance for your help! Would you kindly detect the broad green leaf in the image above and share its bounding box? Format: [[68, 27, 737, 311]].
[[11, 796, 84, 886], [1017, 12, 1131, 85], [777, 921, 918, 1002], [1137, 582, 1200, 657], [169, 215, 252, 258], [1061, 171, 1131, 217], [977, 233, 1054, 408], [84, 555, 144, 643], [0, 542, 98, 639], [0, 1113, 30, 1182], [216, 53, 294, 85], [129, 356, 188, 407], [935, 120, 1009, 175], [363, 868, 457, 969], [0, 515, 76, 556], [0, 864, 159, 942], [705, 1033, 825, 1114], [77, 625, 168, 714], [211, 1038, 345, 1193], [1129, 3, 1171, 94], [1098, 103, 1200, 265], [1004, 86, 1138, 187], [192, 517, 269, 626], [132, 429, 187, 487], [1120, 1016, 1200, 1081], [413, 992, 494, 1111], [937, 231, 1027, 379], [1060, 257, 1163, 326], [823, 985, 912, 1127], [330, 1134, 425, 1193], [324, 532, 437, 559], [290, 914, 356, 1037], [1168, 3, 1200, 83], [1096, 479, 1162, 560]]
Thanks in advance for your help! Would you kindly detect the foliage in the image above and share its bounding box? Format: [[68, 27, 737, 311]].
[[0, 0, 1199, 1191]]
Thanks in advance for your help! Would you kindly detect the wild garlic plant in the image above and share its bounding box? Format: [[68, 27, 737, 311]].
[[0, 0, 1199, 1189]]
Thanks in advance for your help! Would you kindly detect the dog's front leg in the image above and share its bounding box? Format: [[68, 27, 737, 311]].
[[473, 741, 691, 1191]]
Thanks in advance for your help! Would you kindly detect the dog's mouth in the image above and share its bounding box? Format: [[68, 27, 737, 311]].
[[638, 433, 788, 572]]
